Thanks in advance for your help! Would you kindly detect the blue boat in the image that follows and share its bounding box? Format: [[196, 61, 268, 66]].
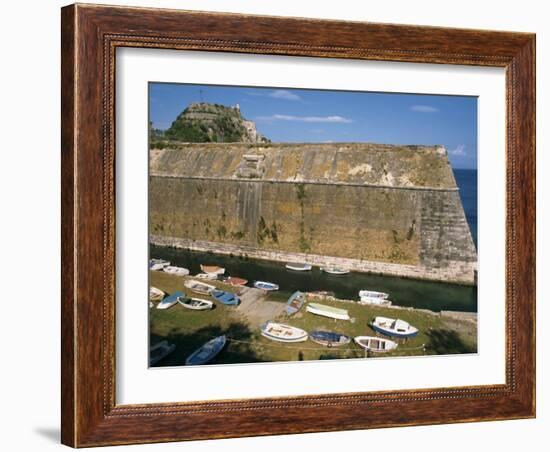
[[211, 289, 240, 306], [309, 330, 351, 347], [156, 291, 183, 310], [285, 291, 306, 315], [253, 281, 279, 291], [185, 335, 226, 366], [371, 316, 419, 338]]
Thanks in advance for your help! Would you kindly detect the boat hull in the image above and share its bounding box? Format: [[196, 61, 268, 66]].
[[254, 281, 279, 291], [260, 322, 308, 342], [371, 323, 418, 338], [186, 336, 226, 366], [306, 303, 350, 321], [285, 263, 312, 272], [309, 331, 351, 347]]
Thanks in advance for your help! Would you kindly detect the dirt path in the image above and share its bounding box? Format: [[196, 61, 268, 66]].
[[235, 287, 286, 326]]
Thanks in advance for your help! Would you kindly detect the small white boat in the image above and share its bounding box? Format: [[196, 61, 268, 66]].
[[371, 316, 419, 338], [200, 265, 225, 275], [320, 266, 350, 275], [177, 296, 213, 311], [149, 340, 176, 365], [358, 296, 392, 307], [163, 265, 190, 276], [156, 291, 182, 309], [254, 281, 279, 291], [195, 272, 218, 280], [186, 335, 226, 366], [354, 336, 398, 353], [306, 303, 350, 321], [184, 280, 215, 295], [149, 286, 165, 302], [260, 321, 308, 343], [149, 258, 170, 271], [359, 290, 389, 299], [285, 262, 312, 272]]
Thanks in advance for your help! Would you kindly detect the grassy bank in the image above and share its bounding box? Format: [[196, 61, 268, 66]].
[[149, 271, 477, 367]]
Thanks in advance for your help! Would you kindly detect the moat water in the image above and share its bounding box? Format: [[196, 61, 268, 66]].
[[150, 169, 478, 313]]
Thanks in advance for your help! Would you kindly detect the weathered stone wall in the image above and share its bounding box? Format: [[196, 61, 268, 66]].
[[149, 143, 477, 284]]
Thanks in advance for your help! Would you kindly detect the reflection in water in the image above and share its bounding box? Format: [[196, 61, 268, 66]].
[[151, 245, 477, 313]]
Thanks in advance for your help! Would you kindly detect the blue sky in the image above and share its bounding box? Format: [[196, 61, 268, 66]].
[[149, 83, 477, 169]]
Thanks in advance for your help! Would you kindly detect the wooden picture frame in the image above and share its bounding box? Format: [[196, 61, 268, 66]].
[[61, 3, 535, 447]]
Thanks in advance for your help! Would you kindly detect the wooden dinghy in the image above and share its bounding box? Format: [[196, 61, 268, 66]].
[[225, 276, 248, 286], [306, 303, 350, 321], [320, 266, 350, 275], [149, 340, 176, 366], [184, 280, 215, 295], [358, 290, 389, 299], [185, 335, 226, 366], [211, 289, 240, 306], [260, 321, 308, 343], [149, 258, 170, 271], [177, 296, 214, 311], [254, 281, 279, 291], [156, 291, 183, 310], [163, 265, 190, 276], [354, 336, 398, 353], [200, 265, 225, 275], [285, 262, 312, 272], [149, 286, 165, 302], [309, 330, 351, 347], [285, 291, 306, 315], [371, 316, 419, 338]]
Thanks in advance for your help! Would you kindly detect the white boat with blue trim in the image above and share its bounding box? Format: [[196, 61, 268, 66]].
[[371, 316, 418, 338]]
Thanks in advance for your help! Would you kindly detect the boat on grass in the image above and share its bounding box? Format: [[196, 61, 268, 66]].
[[195, 272, 218, 280], [200, 265, 225, 275], [285, 262, 312, 272], [149, 286, 165, 302], [224, 276, 248, 286], [177, 296, 213, 311], [285, 291, 306, 315], [354, 336, 398, 353], [211, 289, 240, 306], [163, 265, 190, 276], [254, 281, 279, 291], [371, 316, 419, 338], [149, 340, 176, 365], [185, 335, 226, 366], [307, 290, 335, 299], [320, 266, 350, 275], [306, 302, 350, 321], [359, 290, 389, 299], [156, 291, 183, 310], [184, 280, 215, 295], [309, 330, 351, 347], [358, 296, 392, 307], [260, 321, 308, 343], [149, 258, 170, 271]]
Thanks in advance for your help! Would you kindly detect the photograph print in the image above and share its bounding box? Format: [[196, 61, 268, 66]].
[[147, 83, 478, 367]]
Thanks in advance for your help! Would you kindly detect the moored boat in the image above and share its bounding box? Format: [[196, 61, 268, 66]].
[[149, 340, 176, 365], [195, 272, 218, 280], [285, 291, 306, 315], [260, 321, 308, 343], [156, 291, 183, 310], [309, 330, 351, 347], [149, 258, 170, 271], [307, 290, 335, 299], [320, 266, 350, 275], [354, 336, 398, 353], [285, 262, 312, 272], [185, 335, 226, 366], [163, 265, 190, 276], [211, 289, 240, 306], [253, 281, 279, 291], [306, 302, 350, 321], [200, 265, 225, 275], [177, 296, 214, 311], [371, 316, 419, 338], [358, 290, 389, 299], [358, 296, 392, 307], [184, 280, 215, 295], [149, 286, 165, 302], [225, 276, 248, 286]]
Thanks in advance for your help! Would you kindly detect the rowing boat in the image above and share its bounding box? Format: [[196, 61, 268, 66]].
[[211, 289, 240, 306], [371, 316, 419, 338], [309, 330, 351, 347], [285, 262, 312, 271], [306, 303, 350, 321], [163, 265, 190, 276], [177, 296, 214, 311], [156, 291, 183, 310], [285, 291, 306, 315], [254, 281, 279, 291], [185, 335, 226, 366], [358, 290, 389, 299], [184, 280, 215, 295], [260, 322, 308, 343], [320, 266, 350, 275], [149, 286, 165, 302], [200, 265, 225, 275], [149, 341, 176, 365], [354, 336, 398, 352]]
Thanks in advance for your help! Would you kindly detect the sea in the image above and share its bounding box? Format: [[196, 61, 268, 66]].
[[151, 168, 478, 313]]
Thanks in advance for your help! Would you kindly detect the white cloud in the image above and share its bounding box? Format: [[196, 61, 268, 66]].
[[257, 114, 353, 123], [410, 105, 439, 113], [448, 144, 467, 156], [269, 90, 301, 101]]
